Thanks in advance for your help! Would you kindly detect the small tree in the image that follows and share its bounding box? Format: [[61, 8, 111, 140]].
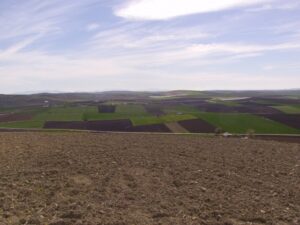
[[82, 113, 88, 122], [214, 127, 223, 136], [246, 129, 255, 138]]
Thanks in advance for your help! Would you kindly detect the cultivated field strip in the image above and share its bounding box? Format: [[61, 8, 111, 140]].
[[0, 95, 300, 135]]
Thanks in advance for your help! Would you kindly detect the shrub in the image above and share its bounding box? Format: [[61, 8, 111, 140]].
[[214, 127, 223, 136], [246, 129, 255, 138], [82, 113, 88, 122]]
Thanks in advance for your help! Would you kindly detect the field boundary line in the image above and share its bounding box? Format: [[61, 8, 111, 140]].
[[0, 127, 300, 138]]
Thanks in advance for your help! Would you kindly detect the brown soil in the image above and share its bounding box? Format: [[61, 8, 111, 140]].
[[195, 103, 237, 113], [260, 114, 300, 130], [0, 113, 32, 123], [43, 121, 171, 133], [254, 135, 300, 144], [178, 119, 217, 133], [127, 124, 171, 133], [188, 101, 282, 114], [98, 105, 116, 113], [144, 105, 165, 116], [160, 99, 208, 106], [0, 133, 299, 225], [86, 120, 132, 131], [43, 120, 133, 132], [235, 105, 282, 114], [251, 97, 300, 105], [165, 122, 189, 133]]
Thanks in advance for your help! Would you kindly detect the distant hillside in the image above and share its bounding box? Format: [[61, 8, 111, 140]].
[[0, 90, 299, 108]]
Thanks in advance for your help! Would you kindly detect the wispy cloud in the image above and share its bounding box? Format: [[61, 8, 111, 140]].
[[86, 23, 101, 32], [88, 23, 212, 57], [246, 1, 300, 12], [0, 0, 98, 48], [115, 0, 275, 20], [0, 0, 299, 93], [1, 34, 43, 57]]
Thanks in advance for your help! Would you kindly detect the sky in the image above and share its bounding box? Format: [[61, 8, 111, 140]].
[[0, 0, 300, 94]]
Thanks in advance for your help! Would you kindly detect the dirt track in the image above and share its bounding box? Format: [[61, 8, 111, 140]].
[[0, 132, 299, 225]]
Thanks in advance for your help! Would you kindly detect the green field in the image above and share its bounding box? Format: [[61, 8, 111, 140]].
[[196, 112, 300, 134], [0, 103, 299, 134], [163, 105, 201, 114], [84, 104, 149, 121], [131, 114, 197, 126], [0, 106, 96, 128], [0, 120, 44, 129], [37, 107, 96, 121], [115, 104, 148, 115], [83, 112, 128, 121], [272, 105, 300, 114], [207, 99, 241, 107]]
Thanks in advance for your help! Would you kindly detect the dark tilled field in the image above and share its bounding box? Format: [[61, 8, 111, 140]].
[[251, 97, 300, 105], [98, 105, 116, 113], [193, 102, 281, 114], [0, 133, 299, 225], [127, 124, 171, 133], [178, 119, 216, 133], [260, 114, 300, 130], [236, 105, 282, 114], [43, 120, 171, 133], [44, 120, 133, 132], [0, 113, 32, 123], [144, 105, 165, 116]]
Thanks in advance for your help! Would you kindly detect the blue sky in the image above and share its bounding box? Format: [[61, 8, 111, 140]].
[[0, 0, 300, 93]]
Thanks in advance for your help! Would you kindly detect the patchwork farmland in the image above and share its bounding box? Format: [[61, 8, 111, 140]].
[[0, 91, 300, 224], [0, 91, 300, 138]]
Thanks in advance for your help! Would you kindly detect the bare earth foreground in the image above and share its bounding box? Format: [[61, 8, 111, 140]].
[[0, 133, 299, 225]]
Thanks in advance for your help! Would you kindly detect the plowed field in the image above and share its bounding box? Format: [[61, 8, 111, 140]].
[[0, 133, 299, 225]]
